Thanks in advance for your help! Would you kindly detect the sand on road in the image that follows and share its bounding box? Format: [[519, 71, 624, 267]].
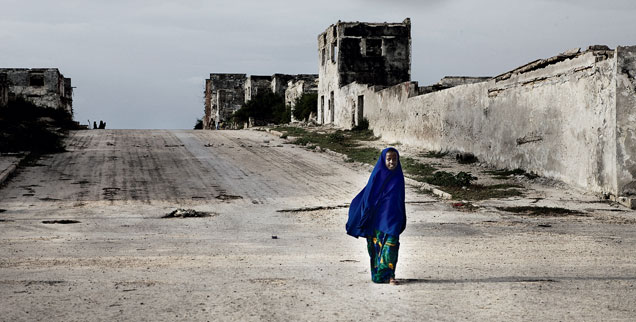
[[1, 129, 635, 321]]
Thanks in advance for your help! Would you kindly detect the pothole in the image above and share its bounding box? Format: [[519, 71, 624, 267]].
[[42, 220, 81, 224], [39, 197, 61, 201], [215, 194, 242, 201], [25, 280, 65, 286], [102, 187, 120, 200], [496, 206, 585, 217], [277, 204, 349, 213], [162, 208, 216, 218]]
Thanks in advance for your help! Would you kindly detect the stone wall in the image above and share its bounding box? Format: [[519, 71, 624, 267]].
[[271, 74, 295, 97], [0, 68, 73, 115], [335, 47, 636, 197], [615, 46, 636, 196], [204, 73, 246, 129], [285, 76, 319, 122], [244, 76, 272, 103], [274, 74, 319, 101]]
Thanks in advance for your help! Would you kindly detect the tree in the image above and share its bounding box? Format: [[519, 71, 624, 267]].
[[193, 118, 203, 129], [292, 93, 317, 122], [232, 92, 289, 125]]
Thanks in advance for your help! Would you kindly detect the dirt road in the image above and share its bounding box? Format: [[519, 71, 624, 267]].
[[1, 130, 635, 321]]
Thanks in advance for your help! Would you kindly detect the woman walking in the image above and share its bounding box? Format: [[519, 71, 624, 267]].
[[346, 147, 406, 284]]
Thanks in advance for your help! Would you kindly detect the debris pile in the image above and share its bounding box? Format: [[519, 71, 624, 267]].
[[162, 208, 213, 218], [42, 220, 80, 224]]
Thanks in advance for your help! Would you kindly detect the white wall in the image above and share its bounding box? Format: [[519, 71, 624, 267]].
[[334, 49, 636, 196]]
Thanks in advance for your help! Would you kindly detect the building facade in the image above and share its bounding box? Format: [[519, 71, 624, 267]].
[[317, 19, 412, 126], [204, 73, 318, 129], [203, 73, 246, 129], [285, 76, 319, 122], [0, 68, 73, 115]]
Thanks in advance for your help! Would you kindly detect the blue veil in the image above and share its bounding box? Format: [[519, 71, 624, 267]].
[[346, 147, 406, 238]]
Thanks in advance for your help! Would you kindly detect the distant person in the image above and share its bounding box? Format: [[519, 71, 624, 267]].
[[93, 121, 97, 129], [346, 147, 406, 285]]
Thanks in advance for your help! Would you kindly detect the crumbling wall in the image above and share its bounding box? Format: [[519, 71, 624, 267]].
[[203, 79, 212, 129], [204, 73, 319, 128], [354, 47, 628, 195], [419, 76, 490, 95], [318, 19, 411, 125], [244, 76, 272, 102], [204, 73, 246, 129], [62, 77, 73, 115], [615, 46, 636, 196], [1, 68, 73, 116], [317, 24, 339, 124], [271, 74, 295, 97], [285, 76, 319, 122], [275, 74, 318, 102]]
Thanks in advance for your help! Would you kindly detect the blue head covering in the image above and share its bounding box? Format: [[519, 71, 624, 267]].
[[346, 147, 406, 238]]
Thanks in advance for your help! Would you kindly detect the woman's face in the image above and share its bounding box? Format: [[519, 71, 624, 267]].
[[385, 151, 398, 171]]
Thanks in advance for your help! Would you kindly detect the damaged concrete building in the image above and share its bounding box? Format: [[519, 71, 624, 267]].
[[0, 68, 73, 115], [320, 18, 636, 205], [318, 19, 412, 126], [203, 73, 318, 129], [203, 73, 246, 130], [285, 75, 319, 122]]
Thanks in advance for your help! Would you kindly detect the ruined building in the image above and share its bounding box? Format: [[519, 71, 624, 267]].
[[0, 68, 73, 115], [318, 19, 411, 126], [285, 75, 319, 122], [320, 18, 636, 205], [203, 73, 318, 129], [203, 73, 246, 130], [244, 75, 272, 103]]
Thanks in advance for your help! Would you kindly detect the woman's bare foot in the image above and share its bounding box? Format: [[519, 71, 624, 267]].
[[389, 278, 399, 285]]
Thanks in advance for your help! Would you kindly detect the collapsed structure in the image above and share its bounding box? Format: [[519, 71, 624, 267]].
[[0, 68, 73, 115], [203, 73, 318, 129], [319, 18, 636, 204]]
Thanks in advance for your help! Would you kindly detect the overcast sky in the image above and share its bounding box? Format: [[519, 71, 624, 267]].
[[1, 0, 635, 129]]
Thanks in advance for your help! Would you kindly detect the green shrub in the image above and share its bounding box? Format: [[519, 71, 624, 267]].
[[292, 93, 317, 121], [193, 118, 203, 129], [327, 132, 345, 143], [232, 92, 288, 125], [426, 171, 478, 187], [0, 98, 75, 153]]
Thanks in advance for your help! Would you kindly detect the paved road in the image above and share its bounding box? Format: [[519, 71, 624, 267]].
[[1, 130, 635, 321]]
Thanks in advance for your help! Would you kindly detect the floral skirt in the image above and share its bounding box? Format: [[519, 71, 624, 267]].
[[366, 230, 400, 283]]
